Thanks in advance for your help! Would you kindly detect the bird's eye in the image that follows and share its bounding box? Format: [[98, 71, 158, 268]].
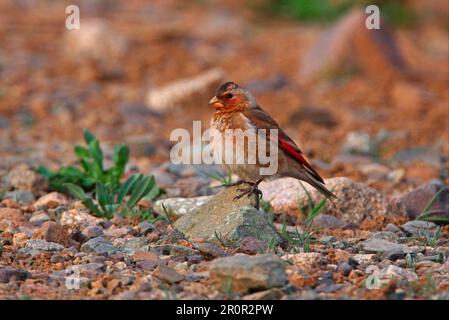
[[222, 93, 233, 99]]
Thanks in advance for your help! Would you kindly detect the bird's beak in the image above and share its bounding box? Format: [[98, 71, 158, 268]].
[[208, 96, 224, 108]]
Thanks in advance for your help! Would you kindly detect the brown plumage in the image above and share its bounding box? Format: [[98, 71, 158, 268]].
[[209, 81, 335, 199]]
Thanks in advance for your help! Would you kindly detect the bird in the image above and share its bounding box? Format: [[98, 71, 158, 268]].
[[208, 81, 335, 205]]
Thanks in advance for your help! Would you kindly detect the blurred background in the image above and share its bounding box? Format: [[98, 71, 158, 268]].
[[0, 0, 448, 197]]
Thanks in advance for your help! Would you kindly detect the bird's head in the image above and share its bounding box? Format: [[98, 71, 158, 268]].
[[208, 82, 255, 112]]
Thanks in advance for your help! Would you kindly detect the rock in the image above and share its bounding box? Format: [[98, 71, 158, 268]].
[[300, 7, 405, 83], [4, 190, 35, 204], [341, 131, 378, 156], [281, 253, 324, 270], [153, 196, 211, 217], [239, 237, 267, 255], [0, 208, 27, 228], [131, 251, 158, 262], [260, 177, 403, 224], [384, 223, 404, 235], [337, 261, 355, 276], [370, 231, 398, 242], [195, 242, 228, 259], [32, 221, 69, 246], [360, 163, 390, 180], [145, 68, 224, 112], [362, 238, 412, 254], [352, 254, 376, 265], [380, 265, 418, 282], [381, 247, 407, 261], [13, 232, 29, 247], [209, 254, 288, 294], [138, 221, 155, 235], [312, 214, 345, 229], [153, 264, 184, 284], [243, 288, 283, 300], [81, 237, 119, 255], [392, 147, 442, 168], [395, 180, 449, 220], [29, 212, 51, 226], [401, 220, 439, 238], [24, 240, 64, 254], [0, 267, 31, 283], [34, 192, 68, 209], [104, 227, 132, 238], [60, 209, 101, 230], [7, 164, 47, 194], [118, 238, 149, 255], [81, 225, 104, 240], [174, 185, 282, 244]]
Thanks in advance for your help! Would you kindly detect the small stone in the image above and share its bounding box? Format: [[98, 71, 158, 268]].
[[13, 232, 29, 247], [136, 260, 160, 271], [34, 192, 68, 209], [7, 164, 47, 194], [81, 225, 104, 240], [370, 231, 399, 242], [239, 237, 267, 254], [32, 221, 69, 246], [29, 212, 51, 226], [131, 251, 158, 262], [243, 288, 283, 300], [118, 238, 149, 255], [60, 210, 101, 229], [313, 214, 345, 229], [384, 223, 404, 235], [195, 242, 229, 259], [4, 190, 35, 204], [81, 237, 119, 255], [209, 254, 288, 294], [25, 239, 64, 252], [282, 252, 324, 270], [341, 131, 377, 156], [153, 264, 184, 284], [104, 227, 131, 238], [0, 208, 27, 229], [362, 238, 412, 254], [0, 267, 31, 283], [352, 254, 376, 265], [401, 220, 439, 238], [395, 180, 449, 220], [380, 265, 418, 282], [381, 247, 407, 261], [138, 221, 155, 235], [337, 262, 354, 276]]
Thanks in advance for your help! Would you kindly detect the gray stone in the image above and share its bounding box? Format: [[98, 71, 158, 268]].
[[0, 267, 31, 283], [154, 196, 211, 217], [29, 212, 51, 226], [313, 214, 345, 229], [81, 225, 104, 240], [341, 131, 378, 156], [118, 237, 149, 254], [195, 242, 228, 259], [174, 185, 282, 244], [209, 254, 288, 293], [4, 190, 35, 204], [401, 220, 439, 238], [362, 238, 412, 254], [370, 231, 399, 242], [381, 247, 407, 261], [138, 221, 155, 235], [81, 237, 119, 255], [25, 239, 64, 252]]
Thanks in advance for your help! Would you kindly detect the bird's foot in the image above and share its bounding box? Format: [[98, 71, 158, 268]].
[[232, 179, 263, 209]]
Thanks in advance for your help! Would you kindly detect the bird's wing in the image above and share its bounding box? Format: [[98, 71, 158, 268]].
[[242, 106, 324, 183]]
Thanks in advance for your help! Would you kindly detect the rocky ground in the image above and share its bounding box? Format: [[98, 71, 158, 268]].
[[0, 0, 448, 300]]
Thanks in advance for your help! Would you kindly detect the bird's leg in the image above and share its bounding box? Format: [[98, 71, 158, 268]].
[[233, 179, 264, 209], [227, 179, 245, 187]]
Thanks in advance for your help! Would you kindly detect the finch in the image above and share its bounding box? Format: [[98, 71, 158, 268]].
[[208, 81, 335, 201]]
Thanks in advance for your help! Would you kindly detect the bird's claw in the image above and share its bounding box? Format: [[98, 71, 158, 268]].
[[232, 182, 263, 208]]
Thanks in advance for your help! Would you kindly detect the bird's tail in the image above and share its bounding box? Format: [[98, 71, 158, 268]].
[[301, 172, 336, 200]]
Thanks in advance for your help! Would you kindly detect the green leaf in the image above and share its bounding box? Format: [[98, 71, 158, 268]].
[[74, 146, 90, 159], [35, 166, 54, 178], [127, 176, 155, 209], [63, 183, 87, 200], [117, 174, 140, 204], [83, 129, 96, 145]]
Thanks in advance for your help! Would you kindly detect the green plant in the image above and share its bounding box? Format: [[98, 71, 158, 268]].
[[37, 129, 129, 193], [416, 186, 449, 223], [298, 182, 328, 227], [64, 174, 157, 219]]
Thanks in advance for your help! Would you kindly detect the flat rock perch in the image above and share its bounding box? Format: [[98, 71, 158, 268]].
[[173, 185, 282, 245]]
